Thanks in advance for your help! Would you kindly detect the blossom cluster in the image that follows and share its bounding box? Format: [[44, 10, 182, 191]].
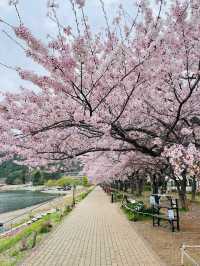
[[0, 0, 199, 182]]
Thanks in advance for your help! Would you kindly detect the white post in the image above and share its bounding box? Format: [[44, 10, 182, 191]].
[[181, 244, 185, 265]]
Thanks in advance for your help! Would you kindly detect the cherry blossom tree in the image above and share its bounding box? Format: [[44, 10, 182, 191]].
[[163, 143, 200, 208], [0, 0, 200, 206]]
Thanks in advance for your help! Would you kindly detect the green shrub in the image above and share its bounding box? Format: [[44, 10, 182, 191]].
[[127, 211, 135, 221], [10, 249, 20, 257], [122, 208, 139, 221], [144, 185, 152, 191], [57, 176, 81, 187], [57, 177, 72, 187], [39, 221, 52, 234], [127, 201, 145, 212], [45, 179, 57, 187], [63, 206, 72, 216], [45, 176, 83, 188], [82, 176, 89, 187], [32, 170, 44, 186], [122, 200, 155, 222], [113, 192, 123, 201]]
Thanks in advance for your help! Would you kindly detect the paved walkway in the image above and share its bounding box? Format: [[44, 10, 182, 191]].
[[21, 187, 164, 266]]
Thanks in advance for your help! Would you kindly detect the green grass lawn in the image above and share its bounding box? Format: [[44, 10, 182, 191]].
[[0, 211, 66, 266]]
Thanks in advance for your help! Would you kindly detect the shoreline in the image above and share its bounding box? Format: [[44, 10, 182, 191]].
[[0, 186, 85, 225], [0, 184, 45, 192], [0, 184, 73, 195], [0, 184, 80, 194], [0, 193, 70, 225]]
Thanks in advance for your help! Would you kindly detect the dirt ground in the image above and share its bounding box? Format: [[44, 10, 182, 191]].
[[132, 202, 200, 266]]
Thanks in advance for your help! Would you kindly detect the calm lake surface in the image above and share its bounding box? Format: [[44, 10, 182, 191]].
[[0, 190, 57, 214]]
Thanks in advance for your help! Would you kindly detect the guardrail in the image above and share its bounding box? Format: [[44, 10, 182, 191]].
[[5, 195, 63, 225], [0, 194, 67, 236], [0, 187, 88, 237], [181, 244, 200, 265], [0, 209, 57, 238]]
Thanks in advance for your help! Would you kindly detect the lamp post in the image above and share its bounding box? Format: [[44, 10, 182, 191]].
[[72, 184, 76, 207]]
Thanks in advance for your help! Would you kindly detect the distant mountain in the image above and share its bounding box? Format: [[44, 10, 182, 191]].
[[0, 159, 28, 184], [0, 159, 83, 185]]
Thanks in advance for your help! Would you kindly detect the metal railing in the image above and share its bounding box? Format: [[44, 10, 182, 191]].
[[0, 187, 87, 237], [0, 195, 66, 237], [181, 244, 200, 265]]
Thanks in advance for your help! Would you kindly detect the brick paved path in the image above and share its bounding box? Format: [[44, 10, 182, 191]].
[[21, 187, 165, 266]]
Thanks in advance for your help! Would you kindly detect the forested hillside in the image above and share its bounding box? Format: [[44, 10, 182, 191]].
[[0, 159, 28, 184], [0, 159, 82, 185]]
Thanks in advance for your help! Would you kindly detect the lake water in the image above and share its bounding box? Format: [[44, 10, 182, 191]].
[[0, 190, 57, 214]]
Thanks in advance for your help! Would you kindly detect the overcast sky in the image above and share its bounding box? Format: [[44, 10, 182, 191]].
[[0, 0, 138, 92]]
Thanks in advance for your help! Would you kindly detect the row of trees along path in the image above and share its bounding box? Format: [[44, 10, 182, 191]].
[[0, 0, 200, 209]]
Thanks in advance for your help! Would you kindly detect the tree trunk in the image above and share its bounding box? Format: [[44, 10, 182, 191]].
[[140, 178, 144, 195], [124, 181, 128, 192], [119, 180, 123, 191], [136, 178, 144, 196], [116, 180, 120, 190], [176, 177, 188, 210], [152, 174, 159, 194], [178, 190, 188, 209], [130, 177, 135, 194], [191, 177, 197, 201]]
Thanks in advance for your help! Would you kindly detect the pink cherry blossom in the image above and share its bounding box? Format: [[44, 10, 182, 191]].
[[0, 1, 199, 186]]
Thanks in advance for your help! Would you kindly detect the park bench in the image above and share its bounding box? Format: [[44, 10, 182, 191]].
[[122, 194, 180, 232], [121, 195, 143, 212], [151, 195, 180, 232]]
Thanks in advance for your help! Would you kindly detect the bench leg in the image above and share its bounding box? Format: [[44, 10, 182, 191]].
[[177, 219, 180, 231], [172, 222, 175, 232], [170, 220, 175, 232]]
